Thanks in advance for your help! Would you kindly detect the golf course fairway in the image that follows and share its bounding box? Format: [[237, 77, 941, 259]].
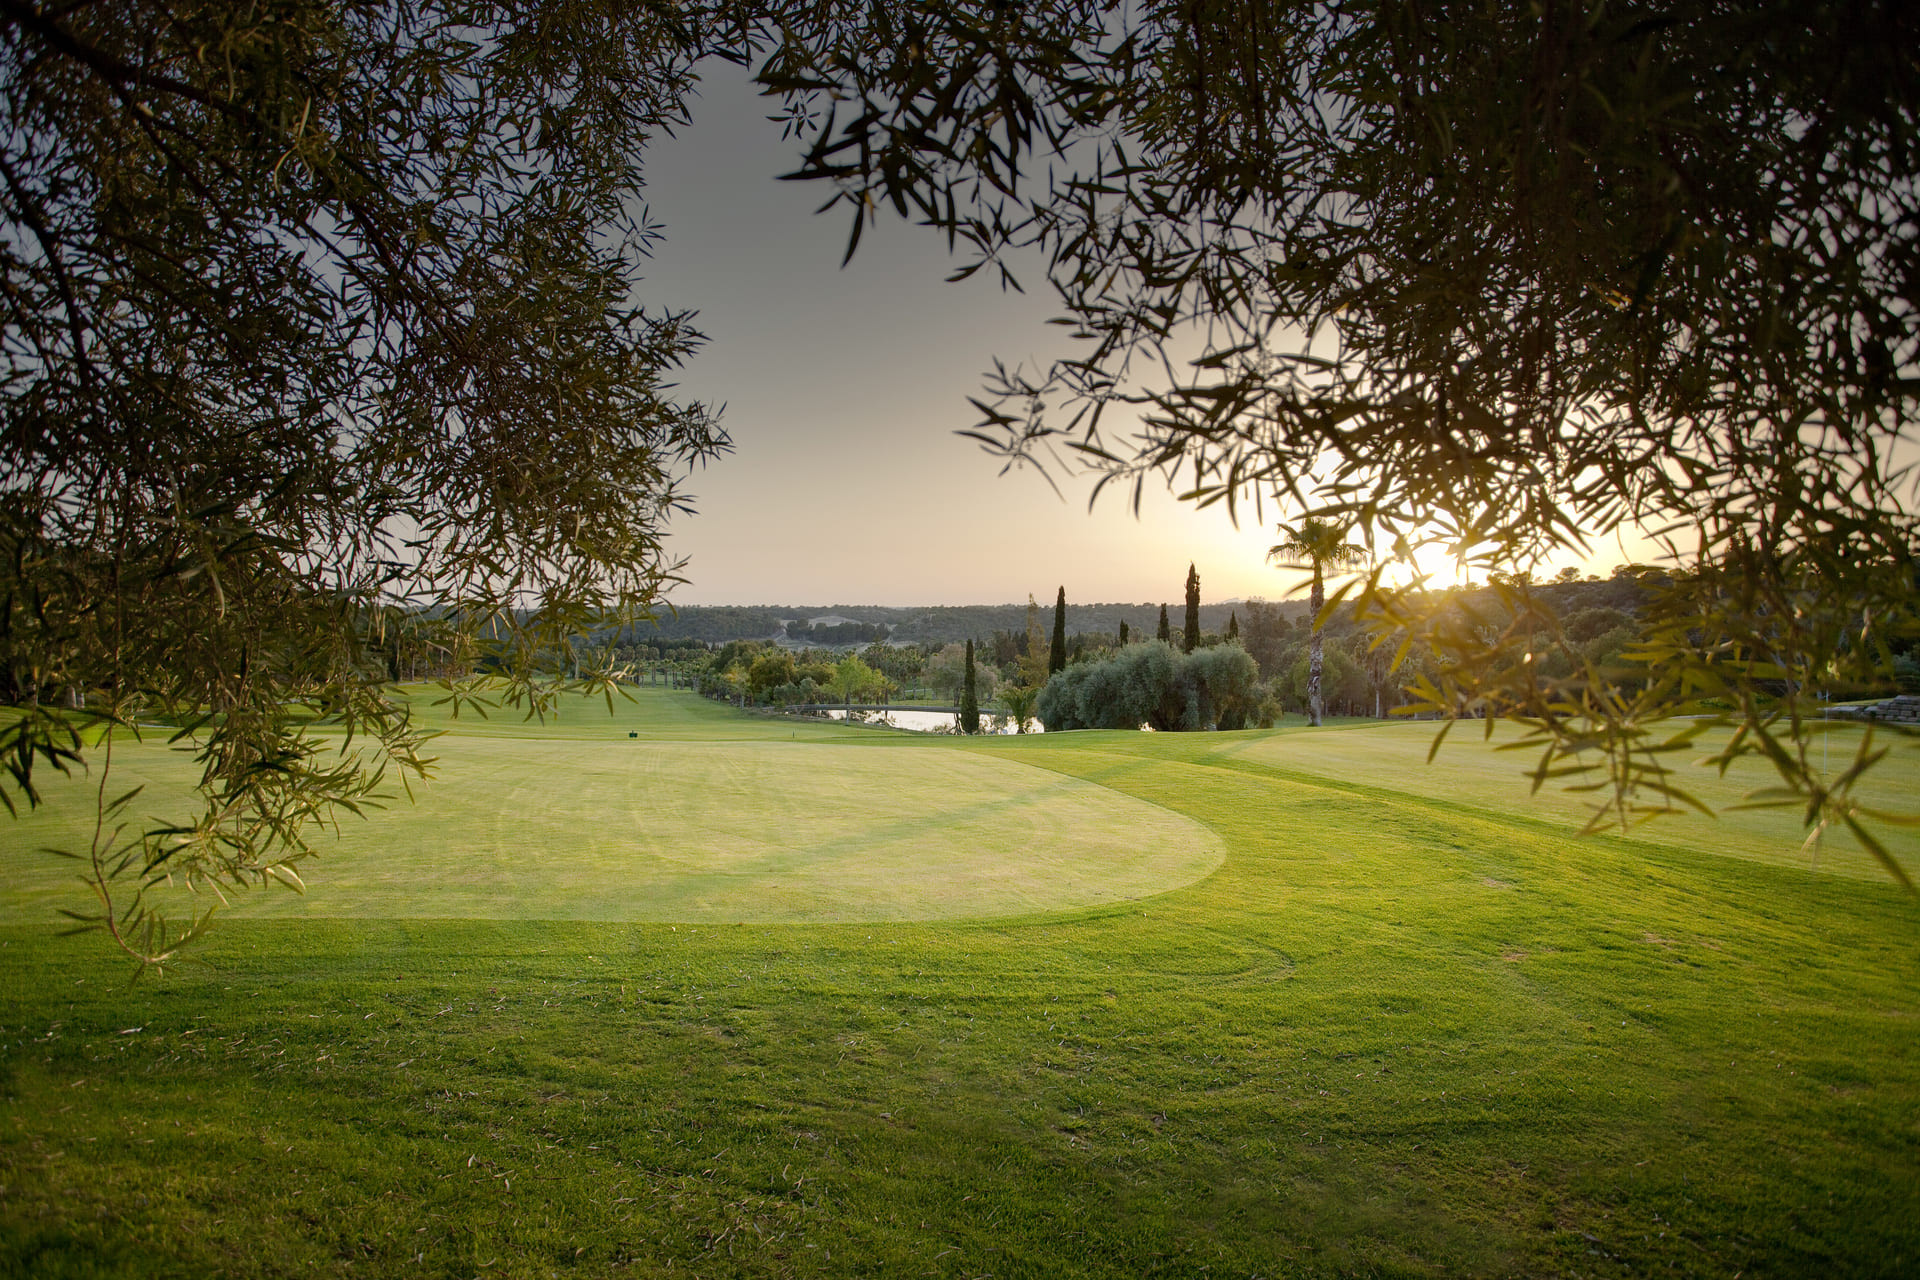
[[0, 686, 1914, 1278]]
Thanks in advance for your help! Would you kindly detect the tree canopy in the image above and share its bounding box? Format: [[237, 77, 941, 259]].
[[758, 0, 1920, 876], [1037, 640, 1258, 732], [0, 1, 737, 962]]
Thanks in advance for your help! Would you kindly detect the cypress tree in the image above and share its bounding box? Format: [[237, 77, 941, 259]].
[[1182, 563, 1201, 653], [1049, 586, 1068, 675], [1156, 604, 1171, 643], [1119, 620, 1130, 646], [1020, 593, 1048, 687], [960, 638, 981, 734], [1226, 612, 1239, 642]]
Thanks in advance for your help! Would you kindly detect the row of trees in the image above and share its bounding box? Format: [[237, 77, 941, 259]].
[[665, 634, 1016, 713], [783, 619, 891, 646], [688, 645, 896, 708], [998, 569, 1264, 733], [1022, 554, 1684, 731], [616, 601, 1280, 648], [669, 556, 1854, 732], [1021, 555, 1353, 730]]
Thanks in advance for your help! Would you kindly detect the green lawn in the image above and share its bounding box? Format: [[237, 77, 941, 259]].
[[2, 687, 1915, 1277], [2, 694, 1221, 924], [1228, 715, 1920, 880]]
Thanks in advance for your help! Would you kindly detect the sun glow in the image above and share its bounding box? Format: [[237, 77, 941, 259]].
[[1377, 535, 1474, 590]]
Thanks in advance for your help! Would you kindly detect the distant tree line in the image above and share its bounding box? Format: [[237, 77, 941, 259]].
[[616, 606, 791, 643], [587, 564, 1909, 730], [784, 620, 891, 645], [612, 601, 1279, 647]]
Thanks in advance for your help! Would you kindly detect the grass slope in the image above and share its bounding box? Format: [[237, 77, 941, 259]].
[[1229, 717, 1920, 880], [1, 689, 1915, 1278]]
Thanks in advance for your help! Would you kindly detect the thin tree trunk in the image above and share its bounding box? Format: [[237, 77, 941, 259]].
[[1307, 571, 1324, 727]]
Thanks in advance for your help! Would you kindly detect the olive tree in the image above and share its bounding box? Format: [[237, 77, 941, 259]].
[[757, 0, 1920, 879], [1037, 640, 1255, 732], [0, 1, 738, 964], [1182, 643, 1260, 731]]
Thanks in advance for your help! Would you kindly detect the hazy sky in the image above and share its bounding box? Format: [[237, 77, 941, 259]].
[[636, 62, 1648, 608]]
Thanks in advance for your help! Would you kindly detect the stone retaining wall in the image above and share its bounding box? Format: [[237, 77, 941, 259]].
[[1828, 694, 1920, 724]]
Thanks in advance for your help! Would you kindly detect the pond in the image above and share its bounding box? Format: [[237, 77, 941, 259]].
[[816, 708, 1045, 734]]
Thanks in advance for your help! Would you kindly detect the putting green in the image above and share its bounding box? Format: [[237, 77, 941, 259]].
[[0, 715, 1225, 923]]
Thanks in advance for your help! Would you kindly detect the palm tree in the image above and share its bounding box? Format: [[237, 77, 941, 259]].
[[1268, 518, 1368, 727], [998, 683, 1041, 734]]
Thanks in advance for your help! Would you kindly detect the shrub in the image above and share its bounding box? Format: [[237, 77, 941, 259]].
[[1182, 644, 1259, 729], [1037, 641, 1257, 732]]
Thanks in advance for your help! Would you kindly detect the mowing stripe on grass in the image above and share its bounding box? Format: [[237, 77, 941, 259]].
[[0, 715, 1225, 925]]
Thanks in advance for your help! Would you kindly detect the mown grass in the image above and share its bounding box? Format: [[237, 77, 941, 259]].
[[1, 688, 1916, 1278], [1226, 716, 1920, 880], [1, 693, 1222, 923]]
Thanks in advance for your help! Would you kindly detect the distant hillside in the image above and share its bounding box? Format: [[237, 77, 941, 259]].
[[616, 601, 1311, 647]]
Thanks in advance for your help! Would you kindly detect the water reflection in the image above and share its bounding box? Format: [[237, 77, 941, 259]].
[[816, 708, 1043, 734]]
